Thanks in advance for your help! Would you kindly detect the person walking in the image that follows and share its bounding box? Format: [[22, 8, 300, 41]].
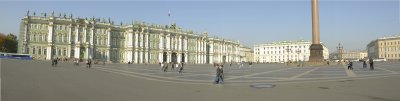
[[347, 61, 353, 70], [363, 60, 367, 68], [178, 62, 184, 74], [52, 58, 58, 67], [86, 59, 92, 68], [249, 62, 253, 68], [214, 64, 224, 84], [74, 58, 79, 66], [171, 62, 175, 71], [163, 62, 168, 72], [369, 59, 374, 70]]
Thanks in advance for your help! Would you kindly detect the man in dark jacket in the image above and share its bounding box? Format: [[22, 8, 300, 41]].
[[214, 64, 224, 84], [369, 59, 374, 70]]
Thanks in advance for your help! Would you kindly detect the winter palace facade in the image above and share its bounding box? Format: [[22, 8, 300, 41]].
[[18, 12, 248, 64]]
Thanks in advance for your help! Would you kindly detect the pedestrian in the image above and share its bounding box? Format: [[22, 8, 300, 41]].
[[363, 60, 367, 68], [214, 64, 224, 84], [347, 61, 353, 70], [163, 62, 168, 72], [86, 59, 92, 68], [178, 63, 184, 74], [51, 59, 55, 67], [171, 62, 175, 71], [369, 59, 374, 70], [249, 62, 253, 68], [53, 58, 58, 67], [88, 59, 92, 68], [327, 61, 330, 65], [74, 58, 79, 66]]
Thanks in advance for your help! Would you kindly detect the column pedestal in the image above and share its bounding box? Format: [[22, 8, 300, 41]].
[[309, 44, 324, 62]]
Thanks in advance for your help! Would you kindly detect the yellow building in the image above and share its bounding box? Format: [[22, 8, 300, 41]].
[[367, 35, 400, 61]]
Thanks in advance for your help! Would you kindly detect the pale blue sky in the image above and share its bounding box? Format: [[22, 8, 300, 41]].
[[0, 0, 399, 52]]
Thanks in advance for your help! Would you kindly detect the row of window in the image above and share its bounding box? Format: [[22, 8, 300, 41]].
[[255, 50, 308, 55], [380, 47, 400, 52], [380, 41, 400, 46], [380, 54, 400, 58], [29, 24, 70, 31], [29, 47, 68, 56], [255, 45, 308, 51]]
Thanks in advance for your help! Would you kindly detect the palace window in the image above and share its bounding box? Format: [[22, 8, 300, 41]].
[[33, 34, 36, 41], [32, 48, 36, 54], [64, 35, 68, 42], [63, 49, 66, 56], [38, 48, 41, 55], [38, 35, 42, 42], [58, 49, 62, 56]]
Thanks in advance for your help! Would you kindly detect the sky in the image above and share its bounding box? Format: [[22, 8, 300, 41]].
[[0, 0, 399, 52]]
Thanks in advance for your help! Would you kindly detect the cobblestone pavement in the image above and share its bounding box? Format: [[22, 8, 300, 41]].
[[2, 59, 400, 101], [92, 61, 400, 85]]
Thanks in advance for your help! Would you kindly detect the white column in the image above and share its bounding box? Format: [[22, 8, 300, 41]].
[[133, 51, 137, 63], [177, 53, 181, 63], [166, 34, 170, 50], [178, 36, 182, 51], [140, 33, 144, 48], [145, 51, 148, 63], [107, 29, 111, 47], [135, 32, 139, 48], [46, 22, 54, 60], [159, 52, 163, 63], [127, 51, 132, 62], [106, 50, 110, 62], [128, 33, 133, 47], [145, 33, 149, 48], [184, 53, 188, 63], [167, 52, 171, 63], [85, 47, 89, 59], [159, 34, 164, 49]]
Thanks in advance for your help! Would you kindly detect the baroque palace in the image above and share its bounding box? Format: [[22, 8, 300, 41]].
[[18, 11, 251, 64]]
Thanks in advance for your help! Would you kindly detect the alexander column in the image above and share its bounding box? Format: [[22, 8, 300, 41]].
[[309, 0, 324, 62]]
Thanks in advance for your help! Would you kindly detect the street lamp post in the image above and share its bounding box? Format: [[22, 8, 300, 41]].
[[285, 46, 292, 65], [296, 49, 301, 62], [336, 43, 343, 63]]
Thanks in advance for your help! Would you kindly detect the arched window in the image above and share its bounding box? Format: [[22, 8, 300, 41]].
[[38, 34, 42, 42], [38, 48, 41, 55], [64, 34, 67, 42], [32, 47, 36, 54], [63, 49, 66, 56], [58, 49, 62, 56], [33, 34, 36, 41]]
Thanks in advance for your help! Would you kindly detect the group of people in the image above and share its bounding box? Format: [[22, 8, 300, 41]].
[[347, 59, 374, 70], [51, 58, 92, 68], [159, 62, 185, 73], [229, 61, 253, 68]]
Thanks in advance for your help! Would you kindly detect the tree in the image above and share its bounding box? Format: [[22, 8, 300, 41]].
[[0, 33, 18, 53]]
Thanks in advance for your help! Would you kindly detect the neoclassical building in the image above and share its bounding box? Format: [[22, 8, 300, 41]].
[[18, 11, 245, 64], [367, 35, 400, 61], [254, 40, 329, 63]]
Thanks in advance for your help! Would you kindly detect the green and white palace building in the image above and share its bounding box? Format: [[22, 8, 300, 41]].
[[18, 12, 248, 64]]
